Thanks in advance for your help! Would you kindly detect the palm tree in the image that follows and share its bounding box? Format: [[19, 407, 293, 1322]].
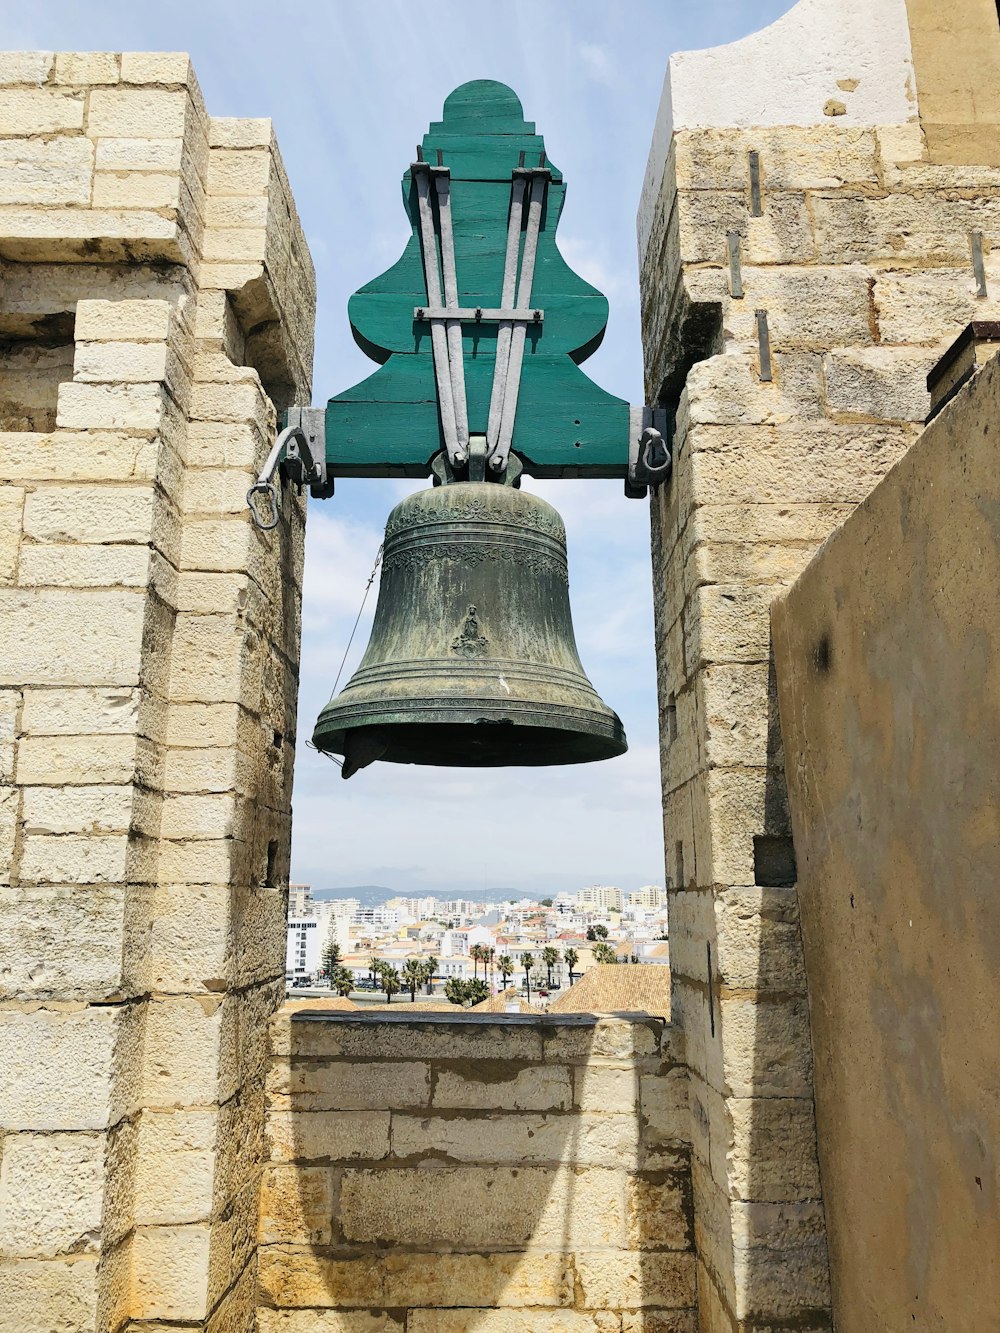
[[521, 952, 535, 1001], [368, 955, 380, 988], [541, 946, 558, 987], [498, 954, 514, 987], [402, 959, 424, 1002], [424, 955, 438, 994], [331, 965, 354, 997], [482, 946, 495, 986], [445, 977, 469, 1006], [470, 943, 483, 980], [563, 947, 578, 985], [592, 942, 618, 965], [381, 965, 401, 1003]]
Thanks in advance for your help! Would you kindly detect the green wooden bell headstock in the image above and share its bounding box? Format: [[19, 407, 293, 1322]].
[[324, 79, 632, 480]]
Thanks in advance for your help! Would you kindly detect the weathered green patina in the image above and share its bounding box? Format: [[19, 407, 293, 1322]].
[[325, 79, 630, 478]]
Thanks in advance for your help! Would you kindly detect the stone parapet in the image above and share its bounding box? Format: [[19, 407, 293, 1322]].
[[0, 50, 314, 1333], [257, 1010, 695, 1331]]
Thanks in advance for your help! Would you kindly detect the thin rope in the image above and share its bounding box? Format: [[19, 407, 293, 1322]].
[[308, 542, 384, 771]]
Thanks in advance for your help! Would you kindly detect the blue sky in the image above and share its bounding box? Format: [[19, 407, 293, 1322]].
[[13, 1, 792, 895]]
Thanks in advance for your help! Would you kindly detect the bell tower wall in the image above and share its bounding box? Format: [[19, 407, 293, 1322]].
[[639, 0, 1000, 1328], [0, 52, 314, 1332]]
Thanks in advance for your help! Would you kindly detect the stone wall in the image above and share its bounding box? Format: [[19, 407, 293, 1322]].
[[638, 1, 1000, 1328], [0, 52, 314, 1332], [257, 1010, 695, 1331], [771, 354, 1000, 1332]]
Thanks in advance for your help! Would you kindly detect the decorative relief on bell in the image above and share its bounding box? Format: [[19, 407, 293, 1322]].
[[451, 606, 489, 658]]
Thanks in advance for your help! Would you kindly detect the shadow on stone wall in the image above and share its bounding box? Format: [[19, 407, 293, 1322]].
[[254, 1008, 697, 1331]]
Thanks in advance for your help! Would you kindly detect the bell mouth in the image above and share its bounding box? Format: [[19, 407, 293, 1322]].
[[314, 715, 627, 771]]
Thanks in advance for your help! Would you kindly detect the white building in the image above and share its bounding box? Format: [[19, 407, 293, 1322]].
[[288, 883, 312, 915], [576, 885, 624, 912], [286, 915, 323, 977], [628, 885, 665, 909]]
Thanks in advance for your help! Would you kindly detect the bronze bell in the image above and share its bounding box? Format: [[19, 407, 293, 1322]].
[[313, 481, 627, 776]]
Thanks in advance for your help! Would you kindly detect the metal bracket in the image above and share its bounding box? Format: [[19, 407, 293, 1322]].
[[246, 413, 332, 531], [625, 406, 672, 499]]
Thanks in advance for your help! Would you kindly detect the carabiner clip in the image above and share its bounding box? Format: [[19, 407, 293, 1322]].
[[246, 480, 280, 531]]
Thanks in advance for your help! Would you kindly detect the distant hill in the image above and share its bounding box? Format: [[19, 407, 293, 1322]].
[[308, 885, 530, 904]]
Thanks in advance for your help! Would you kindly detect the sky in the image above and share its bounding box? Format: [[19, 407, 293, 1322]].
[[12, 0, 792, 896]]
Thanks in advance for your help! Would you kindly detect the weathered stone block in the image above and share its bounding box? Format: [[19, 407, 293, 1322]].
[[0, 488, 23, 584], [56, 381, 169, 430], [0, 1006, 125, 1130], [131, 1222, 211, 1321], [265, 1109, 391, 1163], [714, 887, 806, 993], [282, 1016, 544, 1064], [725, 1096, 822, 1202], [0, 137, 93, 206], [0, 1131, 104, 1258], [575, 1250, 697, 1309], [16, 543, 153, 589], [87, 87, 189, 138], [258, 1163, 335, 1245], [719, 994, 814, 1098], [74, 297, 174, 343], [18, 832, 130, 885], [0, 88, 84, 134], [54, 52, 120, 84], [390, 1111, 640, 1168], [408, 1315, 619, 1333], [0, 1255, 99, 1333], [626, 1172, 693, 1251], [23, 484, 156, 545], [267, 1058, 430, 1112], [141, 996, 223, 1108], [433, 1062, 571, 1112], [15, 734, 139, 786], [257, 1312, 403, 1333], [383, 1252, 573, 1309], [573, 1062, 639, 1114], [339, 1164, 626, 1248], [0, 52, 54, 85], [824, 345, 933, 422]]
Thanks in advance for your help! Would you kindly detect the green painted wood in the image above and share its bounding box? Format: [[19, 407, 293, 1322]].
[[325, 79, 630, 477]]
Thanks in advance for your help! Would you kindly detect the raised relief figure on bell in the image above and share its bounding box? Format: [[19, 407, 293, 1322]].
[[311, 81, 631, 775]]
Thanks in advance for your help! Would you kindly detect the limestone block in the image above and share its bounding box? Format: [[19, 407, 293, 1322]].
[[120, 52, 193, 85], [408, 1315, 619, 1333], [202, 227, 268, 263], [672, 126, 879, 192], [684, 584, 773, 670], [131, 1222, 211, 1321], [383, 1252, 573, 1309], [0, 431, 163, 485], [179, 517, 259, 575], [0, 883, 133, 999], [22, 485, 155, 545], [433, 1063, 571, 1112], [180, 469, 260, 517], [264, 1109, 391, 1163], [544, 1018, 662, 1062], [339, 1164, 626, 1249], [714, 887, 807, 993], [73, 340, 171, 384], [0, 88, 84, 134], [575, 1251, 697, 1309], [189, 380, 270, 429], [267, 1058, 430, 1113], [572, 1062, 639, 1114], [20, 687, 140, 737], [258, 1163, 335, 1244], [725, 1097, 822, 1202], [159, 792, 234, 839], [0, 1006, 124, 1130], [0, 1131, 104, 1258], [621, 1314, 697, 1333], [18, 832, 129, 885], [56, 381, 169, 431], [688, 422, 913, 506], [824, 345, 934, 422], [54, 52, 120, 84], [811, 191, 1000, 265], [687, 538, 818, 597], [626, 1172, 692, 1250], [94, 137, 185, 174], [167, 615, 261, 706], [682, 352, 825, 427], [256, 1250, 384, 1310], [0, 488, 23, 584], [92, 171, 183, 209], [186, 421, 268, 470], [640, 1068, 691, 1146], [720, 996, 814, 1098], [206, 148, 271, 197], [0, 138, 94, 206], [697, 665, 772, 770], [0, 1255, 98, 1333], [0, 205, 184, 264], [280, 1016, 544, 1064], [390, 1111, 640, 1169], [161, 746, 239, 795], [874, 266, 1000, 344], [208, 118, 272, 150], [204, 195, 270, 228], [87, 87, 188, 138], [15, 734, 139, 785], [0, 52, 54, 84], [693, 501, 857, 547], [131, 1110, 217, 1226], [744, 192, 816, 265], [721, 265, 875, 350], [74, 298, 174, 343], [141, 996, 223, 1108], [16, 543, 153, 589], [0, 789, 15, 882], [257, 1313, 403, 1333], [0, 691, 18, 784]]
